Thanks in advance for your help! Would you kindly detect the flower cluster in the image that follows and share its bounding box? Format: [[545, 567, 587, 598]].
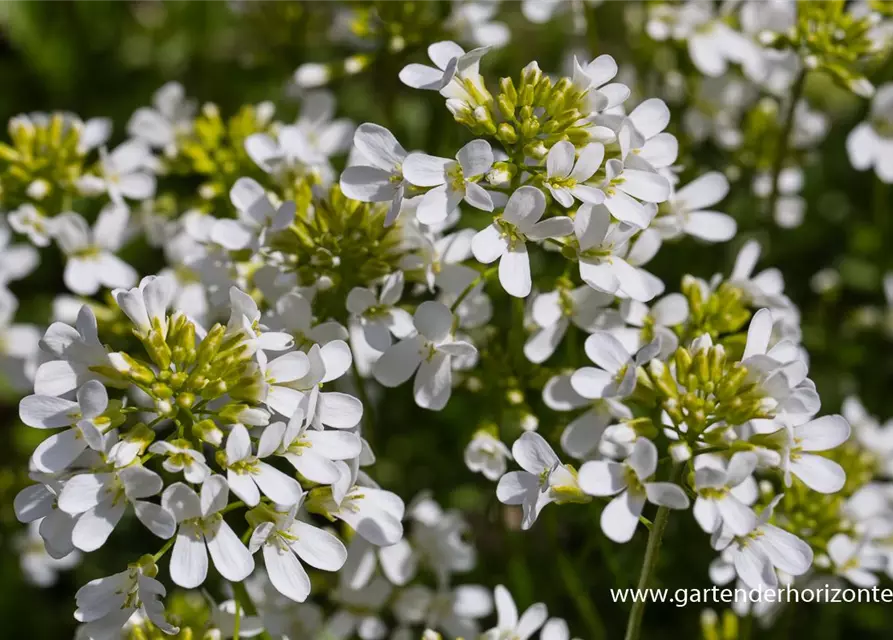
[[4, 1, 893, 638]]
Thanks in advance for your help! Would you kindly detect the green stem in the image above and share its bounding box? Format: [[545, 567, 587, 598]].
[[623, 464, 683, 640], [450, 267, 496, 313], [557, 548, 608, 640], [152, 537, 175, 562], [233, 599, 241, 640], [221, 500, 245, 514], [765, 70, 806, 218]]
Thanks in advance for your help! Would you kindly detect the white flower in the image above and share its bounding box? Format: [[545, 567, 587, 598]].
[[374, 301, 477, 410], [8, 203, 52, 247], [340, 123, 408, 226], [579, 438, 689, 543], [16, 520, 80, 587], [571, 54, 630, 115], [614, 99, 678, 171], [266, 410, 362, 485], [227, 286, 295, 354], [288, 340, 364, 430], [464, 430, 512, 481], [346, 271, 415, 352], [524, 286, 617, 364], [729, 240, 787, 307], [266, 291, 349, 348], [600, 158, 668, 228], [162, 475, 256, 588], [210, 178, 295, 250], [20, 380, 110, 473], [52, 207, 137, 295], [712, 496, 814, 590], [394, 584, 493, 639], [543, 141, 606, 207], [14, 476, 80, 559], [693, 452, 759, 536], [574, 203, 665, 302], [222, 423, 303, 507], [0, 291, 40, 388], [542, 618, 580, 640], [404, 140, 495, 224], [35, 305, 111, 397], [613, 293, 689, 358], [246, 90, 354, 171], [256, 349, 313, 416], [765, 414, 851, 494], [827, 533, 886, 587], [320, 483, 405, 547], [127, 81, 195, 156], [77, 140, 156, 205], [483, 584, 547, 640], [75, 565, 178, 638], [399, 41, 490, 104], [113, 274, 176, 338], [655, 171, 736, 242], [496, 432, 582, 530], [447, 2, 510, 48], [571, 331, 658, 401], [472, 186, 573, 298], [249, 497, 348, 603], [148, 440, 210, 484], [58, 462, 175, 552], [846, 83, 893, 183]]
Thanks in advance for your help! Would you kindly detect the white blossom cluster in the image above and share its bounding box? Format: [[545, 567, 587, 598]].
[[3, 1, 893, 638]]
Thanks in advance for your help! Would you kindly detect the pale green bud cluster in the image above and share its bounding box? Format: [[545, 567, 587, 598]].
[[0, 112, 93, 212], [109, 311, 264, 428], [267, 185, 411, 323], [680, 277, 751, 346], [643, 342, 772, 440], [171, 102, 274, 206], [763, 0, 880, 96], [451, 60, 590, 160]]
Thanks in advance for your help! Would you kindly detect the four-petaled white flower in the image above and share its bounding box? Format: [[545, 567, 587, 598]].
[[52, 207, 137, 296], [578, 438, 689, 543], [483, 584, 548, 640], [544, 141, 606, 207], [341, 123, 408, 225], [211, 178, 295, 250], [693, 452, 759, 537], [464, 430, 512, 481], [374, 301, 477, 410], [77, 140, 156, 206], [222, 423, 303, 507], [655, 171, 736, 242], [496, 432, 583, 530], [58, 463, 175, 552], [574, 203, 665, 302], [765, 414, 851, 494], [20, 379, 110, 473], [472, 186, 573, 298], [347, 271, 415, 352], [162, 475, 256, 588], [75, 565, 178, 638], [249, 496, 348, 603], [404, 139, 495, 224], [846, 83, 893, 183]]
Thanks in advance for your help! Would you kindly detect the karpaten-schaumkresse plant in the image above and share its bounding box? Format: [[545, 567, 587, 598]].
[[4, 1, 893, 638]]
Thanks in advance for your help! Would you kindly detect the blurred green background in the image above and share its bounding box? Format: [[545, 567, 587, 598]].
[[0, 2, 891, 638]]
